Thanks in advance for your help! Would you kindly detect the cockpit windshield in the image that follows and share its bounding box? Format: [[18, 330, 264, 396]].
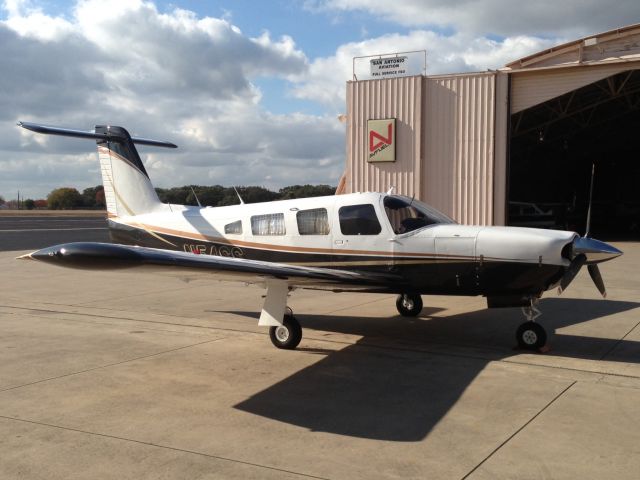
[[384, 195, 456, 234]]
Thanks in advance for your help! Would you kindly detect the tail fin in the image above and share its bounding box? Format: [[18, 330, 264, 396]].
[[18, 122, 176, 218]]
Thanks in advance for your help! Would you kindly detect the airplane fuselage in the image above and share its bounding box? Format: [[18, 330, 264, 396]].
[[106, 192, 576, 299]]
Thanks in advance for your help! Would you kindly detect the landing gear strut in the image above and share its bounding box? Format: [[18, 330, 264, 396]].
[[516, 300, 547, 350], [269, 307, 302, 350], [396, 293, 423, 317]]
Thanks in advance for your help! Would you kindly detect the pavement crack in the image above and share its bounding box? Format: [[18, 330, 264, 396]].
[[0, 338, 225, 393], [600, 317, 640, 360], [0, 415, 329, 480], [460, 380, 577, 480]]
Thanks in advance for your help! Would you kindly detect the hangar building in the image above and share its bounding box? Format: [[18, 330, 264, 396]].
[[340, 24, 640, 237]]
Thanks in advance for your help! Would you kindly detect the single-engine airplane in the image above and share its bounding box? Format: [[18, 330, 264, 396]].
[[17, 121, 622, 351]]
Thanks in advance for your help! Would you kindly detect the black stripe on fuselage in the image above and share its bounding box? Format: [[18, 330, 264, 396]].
[[108, 221, 565, 296]]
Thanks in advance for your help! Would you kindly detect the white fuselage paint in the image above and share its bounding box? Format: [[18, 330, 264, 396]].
[[110, 191, 576, 269]]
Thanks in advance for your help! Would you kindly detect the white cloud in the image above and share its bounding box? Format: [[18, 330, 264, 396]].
[[3, 0, 74, 40], [310, 0, 640, 38], [2, 0, 634, 199], [0, 0, 342, 199], [290, 30, 559, 109]]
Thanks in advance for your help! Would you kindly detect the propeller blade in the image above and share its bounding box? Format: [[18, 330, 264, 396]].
[[558, 253, 586, 294], [588, 264, 607, 298]]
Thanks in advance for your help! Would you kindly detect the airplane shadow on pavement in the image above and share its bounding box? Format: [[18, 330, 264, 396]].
[[230, 297, 640, 442]]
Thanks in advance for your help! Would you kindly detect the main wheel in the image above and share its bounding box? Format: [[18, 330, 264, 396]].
[[269, 313, 302, 350], [396, 294, 423, 317], [516, 321, 547, 350]]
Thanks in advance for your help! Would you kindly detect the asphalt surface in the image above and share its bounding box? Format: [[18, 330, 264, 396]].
[[0, 216, 110, 251]]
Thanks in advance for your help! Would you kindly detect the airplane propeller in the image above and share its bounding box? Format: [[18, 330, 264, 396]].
[[558, 253, 586, 294], [587, 264, 606, 298], [558, 162, 620, 298]]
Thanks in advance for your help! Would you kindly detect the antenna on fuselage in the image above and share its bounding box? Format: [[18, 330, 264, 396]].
[[585, 162, 595, 238], [233, 186, 245, 205], [386, 186, 395, 194], [189, 186, 202, 207]]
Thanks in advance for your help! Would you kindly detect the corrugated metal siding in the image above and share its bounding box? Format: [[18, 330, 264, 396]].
[[511, 62, 640, 113], [345, 76, 423, 197], [423, 72, 496, 225], [493, 72, 509, 226]]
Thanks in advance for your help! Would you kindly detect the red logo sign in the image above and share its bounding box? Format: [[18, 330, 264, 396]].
[[369, 123, 393, 152]]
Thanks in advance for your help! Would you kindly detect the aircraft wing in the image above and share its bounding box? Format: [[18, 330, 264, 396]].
[[19, 242, 401, 292]]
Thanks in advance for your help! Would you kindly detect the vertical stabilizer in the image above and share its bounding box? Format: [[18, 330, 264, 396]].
[[95, 126, 163, 218]]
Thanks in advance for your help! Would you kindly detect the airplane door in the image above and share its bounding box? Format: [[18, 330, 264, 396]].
[[331, 202, 388, 269], [434, 233, 478, 293]]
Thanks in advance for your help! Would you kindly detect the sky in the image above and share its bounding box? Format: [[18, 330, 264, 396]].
[[2, 0, 639, 200]]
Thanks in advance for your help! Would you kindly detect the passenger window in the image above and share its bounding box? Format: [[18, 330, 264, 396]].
[[339, 204, 381, 235], [251, 213, 286, 235], [224, 220, 242, 234], [297, 208, 330, 235]]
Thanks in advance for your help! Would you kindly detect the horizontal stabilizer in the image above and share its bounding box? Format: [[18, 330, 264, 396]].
[[18, 121, 177, 148]]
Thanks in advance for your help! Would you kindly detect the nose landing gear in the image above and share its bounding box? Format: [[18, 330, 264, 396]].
[[516, 300, 548, 351]]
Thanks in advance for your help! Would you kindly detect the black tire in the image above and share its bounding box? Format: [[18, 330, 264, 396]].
[[396, 294, 423, 317], [516, 321, 547, 350], [269, 314, 302, 350]]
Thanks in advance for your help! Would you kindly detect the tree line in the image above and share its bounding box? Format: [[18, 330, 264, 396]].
[[0, 184, 336, 210]]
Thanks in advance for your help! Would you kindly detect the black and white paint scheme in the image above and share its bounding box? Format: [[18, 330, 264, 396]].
[[18, 122, 622, 351]]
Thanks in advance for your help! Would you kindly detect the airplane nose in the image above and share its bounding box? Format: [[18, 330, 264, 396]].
[[572, 237, 622, 264]]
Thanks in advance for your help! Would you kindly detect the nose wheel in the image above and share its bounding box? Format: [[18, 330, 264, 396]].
[[396, 293, 423, 317], [269, 307, 302, 350], [516, 300, 548, 351]]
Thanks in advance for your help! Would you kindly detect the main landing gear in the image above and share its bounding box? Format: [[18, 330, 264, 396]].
[[269, 307, 302, 350], [516, 300, 548, 351], [259, 280, 303, 350], [396, 293, 423, 317]]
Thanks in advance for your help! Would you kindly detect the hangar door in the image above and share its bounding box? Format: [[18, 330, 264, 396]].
[[508, 65, 640, 238]]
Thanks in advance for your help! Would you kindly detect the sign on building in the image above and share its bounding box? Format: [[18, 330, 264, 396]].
[[368, 119, 396, 162], [370, 56, 408, 78]]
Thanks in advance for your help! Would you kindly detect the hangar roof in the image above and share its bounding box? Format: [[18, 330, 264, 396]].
[[503, 23, 640, 72]]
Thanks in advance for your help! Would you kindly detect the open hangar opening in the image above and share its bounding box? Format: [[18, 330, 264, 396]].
[[508, 69, 640, 237], [505, 25, 640, 239]]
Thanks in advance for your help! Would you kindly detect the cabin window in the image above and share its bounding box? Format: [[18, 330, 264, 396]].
[[224, 220, 242, 235], [338, 204, 381, 235], [383, 195, 455, 233], [296, 208, 330, 235], [251, 213, 286, 236]]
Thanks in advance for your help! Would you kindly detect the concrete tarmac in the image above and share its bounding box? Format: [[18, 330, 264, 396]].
[[1, 241, 639, 479]]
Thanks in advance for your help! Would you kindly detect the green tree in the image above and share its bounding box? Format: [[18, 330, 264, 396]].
[[155, 186, 191, 204], [47, 187, 83, 210], [24, 199, 35, 210], [81, 186, 104, 208], [279, 184, 335, 199], [0, 195, 5, 206], [184, 185, 226, 207], [95, 188, 106, 207], [218, 186, 280, 206]]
